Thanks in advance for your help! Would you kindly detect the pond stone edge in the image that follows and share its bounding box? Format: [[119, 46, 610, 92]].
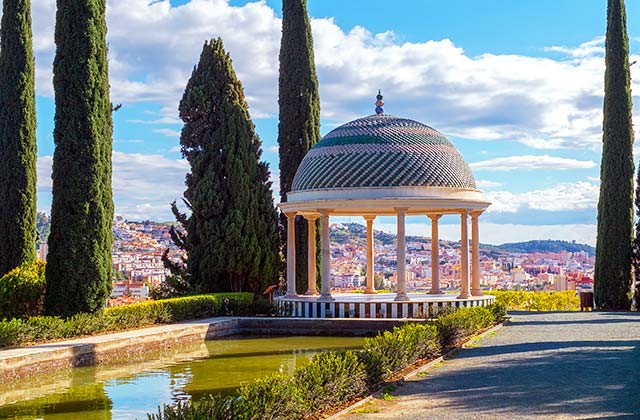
[[0, 317, 423, 383]]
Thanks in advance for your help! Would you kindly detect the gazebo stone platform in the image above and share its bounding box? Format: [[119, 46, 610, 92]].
[[276, 293, 496, 319], [277, 93, 494, 319]]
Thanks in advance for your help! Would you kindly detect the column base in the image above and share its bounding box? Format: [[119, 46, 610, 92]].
[[471, 289, 483, 297], [284, 292, 299, 299], [457, 292, 470, 299], [305, 290, 319, 296], [428, 289, 442, 295], [364, 289, 377, 294], [318, 294, 335, 302], [394, 292, 410, 301]]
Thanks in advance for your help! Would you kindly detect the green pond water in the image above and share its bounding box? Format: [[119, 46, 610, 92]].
[[0, 335, 363, 420]]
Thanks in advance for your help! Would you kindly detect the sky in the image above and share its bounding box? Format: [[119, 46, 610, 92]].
[[15, 0, 640, 245]]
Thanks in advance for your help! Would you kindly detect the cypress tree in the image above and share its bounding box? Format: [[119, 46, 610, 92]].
[[633, 163, 640, 308], [278, 0, 321, 294], [176, 38, 280, 293], [44, 0, 114, 316], [0, 0, 38, 277], [595, 0, 634, 309]]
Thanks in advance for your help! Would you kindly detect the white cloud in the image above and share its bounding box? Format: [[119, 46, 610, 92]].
[[37, 152, 189, 220], [368, 220, 596, 246], [476, 180, 502, 188], [153, 128, 181, 137], [485, 181, 599, 213], [544, 37, 605, 58], [267, 145, 279, 154], [23, 0, 639, 150], [470, 155, 596, 171]]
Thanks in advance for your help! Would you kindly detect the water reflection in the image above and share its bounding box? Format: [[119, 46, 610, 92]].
[[0, 336, 362, 419]]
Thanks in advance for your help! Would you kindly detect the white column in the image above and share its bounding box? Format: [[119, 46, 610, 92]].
[[428, 214, 442, 294], [304, 214, 319, 295], [319, 210, 334, 301], [364, 215, 377, 294], [471, 211, 483, 296], [458, 211, 470, 299], [395, 208, 409, 301], [284, 211, 298, 298]]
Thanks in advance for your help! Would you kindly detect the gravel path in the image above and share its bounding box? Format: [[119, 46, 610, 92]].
[[341, 311, 640, 420]]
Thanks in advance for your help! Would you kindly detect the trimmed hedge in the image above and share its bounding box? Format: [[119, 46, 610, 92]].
[[490, 290, 579, 311], [0, 261, 46, 319], [148, 304, 506, 420], [0, 293, 253, 349]]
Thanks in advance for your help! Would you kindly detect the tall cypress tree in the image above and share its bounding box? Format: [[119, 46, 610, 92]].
[[175, 38, 280, 293], [44, 0, 114, 316], [632, 164, 640, 308], [595, 0, 634, 310], [0, 0, 38, 277], [278, 0, 321, 294]]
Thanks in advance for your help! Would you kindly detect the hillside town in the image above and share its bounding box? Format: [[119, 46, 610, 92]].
[[329, 223, 594, 294], [37, 218, 594, 303]]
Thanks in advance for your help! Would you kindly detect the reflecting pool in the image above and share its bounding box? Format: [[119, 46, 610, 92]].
[[0, 335, 363, 420]]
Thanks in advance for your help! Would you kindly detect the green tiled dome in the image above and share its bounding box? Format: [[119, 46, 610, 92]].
[[291, 114, 477, 191]]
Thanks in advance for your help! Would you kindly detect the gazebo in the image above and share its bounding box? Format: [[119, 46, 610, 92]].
[[277, 93, 493, 318]]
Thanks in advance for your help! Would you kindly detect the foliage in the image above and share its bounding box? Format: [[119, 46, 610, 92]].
[[45, 0, 114, 316], [149, 305, 504, 420], [490, 290, 579, 311], [0, 261, 46, 319], [236, 374, 306, 420], [170, 38, 280, 294], [0, 293, 252, 349], [595, 0, 635, 310], [362, 323, 440, 383], [0, 0, 38, 277], [278, 0, 322, 293], [295, 350, 368, 414], [435, 306, 499, 349], [496, 240, 595, 256], [149, 273, 191, 300]]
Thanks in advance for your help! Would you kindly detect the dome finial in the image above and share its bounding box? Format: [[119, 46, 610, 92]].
[[375, 89, 384, 115]]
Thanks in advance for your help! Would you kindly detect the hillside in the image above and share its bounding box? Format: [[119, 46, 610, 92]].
[[496, 240, 595, 256], [330, 223, 595, 255]]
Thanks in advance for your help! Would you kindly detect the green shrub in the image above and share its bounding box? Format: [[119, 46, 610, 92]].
[[0, 292, 253, 349], [148, 304, 503, 420], [490, 290, 579, 311], [362, 323, 440, 382], [435, 306, 496, 348], [149, 395, 237, 420], [236, 374, 305, 420], [0, 318, 22, 348], [295, 350, 368, 414], [0, 261, 46, 319]]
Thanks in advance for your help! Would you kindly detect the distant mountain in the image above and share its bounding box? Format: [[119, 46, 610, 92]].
[[495, 240, 595, 256], [330, 222, 595, 256]]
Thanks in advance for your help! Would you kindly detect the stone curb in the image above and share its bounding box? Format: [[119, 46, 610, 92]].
[[0, 317, 421, 383], [325, 320, 507, 419]]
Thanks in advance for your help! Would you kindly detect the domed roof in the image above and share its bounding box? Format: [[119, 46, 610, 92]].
[[291, 113, 477, 192]]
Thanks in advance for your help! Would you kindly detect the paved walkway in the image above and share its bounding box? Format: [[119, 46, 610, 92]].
[[342, 312, 640, 420]]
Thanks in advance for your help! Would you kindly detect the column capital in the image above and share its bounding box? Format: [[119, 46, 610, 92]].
[[303, 213, 320, 222], [318, 208, 333, 217], [460, 209, 469, 217], [363, 215, 376, 222], [283, 210, 297, 219], [428, 213, 442, 222], [470, 210, 484, 219], [393, 207, 408, 214]]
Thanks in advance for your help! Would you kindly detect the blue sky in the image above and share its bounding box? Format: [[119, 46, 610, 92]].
[[20, 0, 640, 245]]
